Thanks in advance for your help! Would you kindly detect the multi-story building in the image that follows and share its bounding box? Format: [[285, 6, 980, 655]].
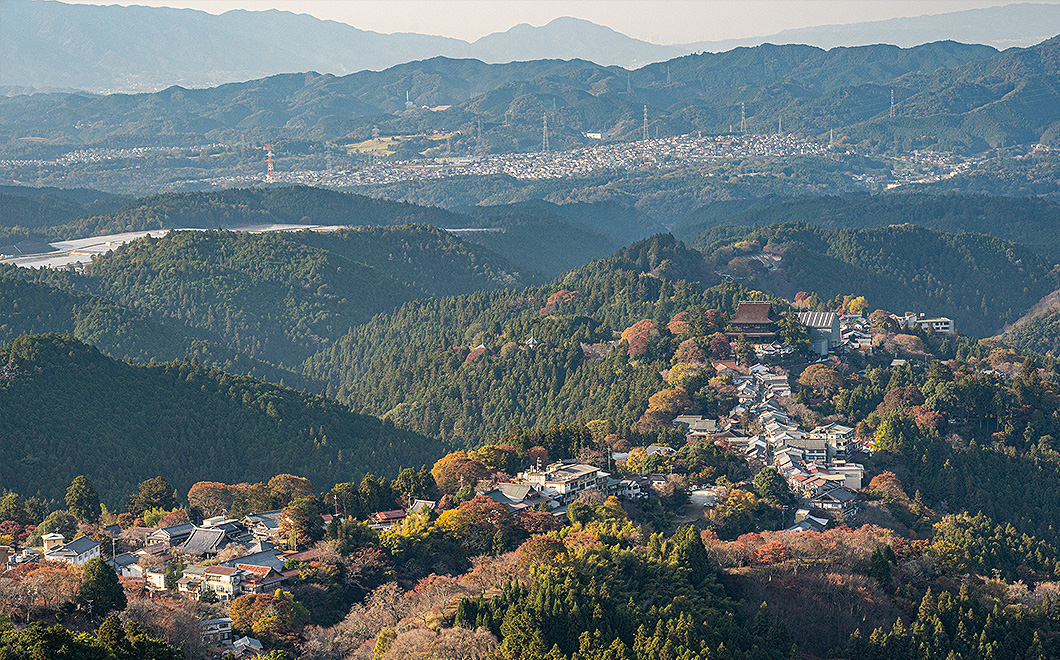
[[725, 301, 778, 344], [202, 566, 247, 601], [200, 617, 234, 647], [519, 462, 601, 504], [808, 423, 856, 464], [44, 536, 101, 566]]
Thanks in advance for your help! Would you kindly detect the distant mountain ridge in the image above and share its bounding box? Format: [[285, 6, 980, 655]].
[[4, 0, 1060, 94], [0, 1, 681, 93], [686, 3, 1060, 52], [0, 39, 1013, 155]]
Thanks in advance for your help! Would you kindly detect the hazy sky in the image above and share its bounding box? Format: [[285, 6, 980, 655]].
[[58, 0, 1056, 43]]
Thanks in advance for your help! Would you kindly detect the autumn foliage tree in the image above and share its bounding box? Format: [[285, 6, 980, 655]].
[[798, 364, 842, 396], [187, 482, 235, 518], [709, 333, 732, 360], [667, 312, 690, 335], [431, 452, 489, 494], [515, 536, 567, 574], [621, 319, 658, 357], [436, 496, 513, 555], [279, 497, 323, 550], [229, 590, 310, 642], [673, 338, 707, 365], [158, 508, 190, 528], [647, 388, 691, 416], [268, 474, 315, 508]]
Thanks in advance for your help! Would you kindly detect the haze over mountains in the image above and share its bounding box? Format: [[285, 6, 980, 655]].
[[4, 0, 1060, 94]]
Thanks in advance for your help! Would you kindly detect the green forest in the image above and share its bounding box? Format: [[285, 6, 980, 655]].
[[690, 222, 1058, 337], [0, 333, 447, 508]]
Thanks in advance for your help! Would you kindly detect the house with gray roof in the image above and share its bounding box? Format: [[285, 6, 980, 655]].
[[147, 522, 195, 547], [180, 527, 229, 557], [105, 552, 142, 578], [222, 550, 284, 572], [45, 536, 101, 565], [481, 483, 555, 513], [811, 486, 859, 515], [241, 511, 282, 541]]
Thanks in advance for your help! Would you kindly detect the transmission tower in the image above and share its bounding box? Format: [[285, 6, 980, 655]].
[[890, 89, 895, 118], [265, 144, 275, 181], [542, 113, 549, 152], [643, 105, 648, 141], [740, 102, 746, 134]]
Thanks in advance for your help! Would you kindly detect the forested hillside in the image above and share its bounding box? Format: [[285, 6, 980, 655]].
[[303, 235, 755, 443], [690, 222, 1058, 336], [0, 184, 662, 277], [74, 226, 530, 366], [49, 186, 466, 239], [677, 193, 1060, 260], [450, 200, 663, 277], [0, 271, 312, 388], [0, 333, 445, 507]]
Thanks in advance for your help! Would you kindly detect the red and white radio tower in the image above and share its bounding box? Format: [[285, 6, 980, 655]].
[[265, 144, 275, 181]]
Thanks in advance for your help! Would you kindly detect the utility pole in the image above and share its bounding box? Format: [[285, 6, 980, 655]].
[[264, 144, 275, 181]]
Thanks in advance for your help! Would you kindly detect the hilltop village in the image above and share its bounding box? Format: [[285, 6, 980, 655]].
[[0, 299, 976, 659]]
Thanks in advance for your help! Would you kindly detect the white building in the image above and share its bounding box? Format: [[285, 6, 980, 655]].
[[519, 462, 601, 504], [917, 317, 955, 335], [808, 423, 856, 464], [44, 536, 101, 565]]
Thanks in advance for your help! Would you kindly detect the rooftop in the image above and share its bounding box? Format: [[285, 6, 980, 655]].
[[53, 536, 100, 555], [797, 311, 838, 329], [204, 565, 240, 577], [731, 302, 776, 325]]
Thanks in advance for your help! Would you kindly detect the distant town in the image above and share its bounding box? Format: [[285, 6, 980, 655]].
[[0, 133, 988, 194]]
